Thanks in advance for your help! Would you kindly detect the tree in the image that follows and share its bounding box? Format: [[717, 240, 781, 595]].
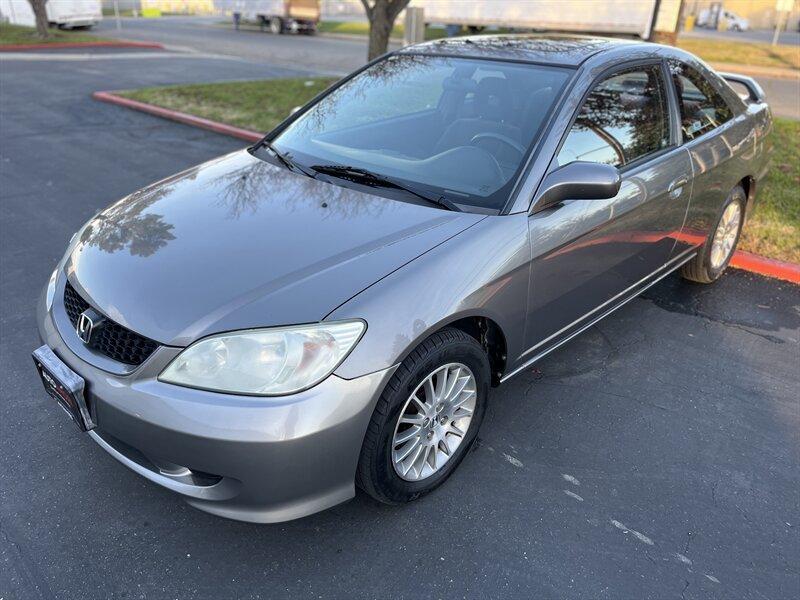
[[27, 0, 50, 38], [359, 0, 411, 61]]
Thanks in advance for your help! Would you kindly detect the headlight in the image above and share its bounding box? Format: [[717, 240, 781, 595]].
[[159, 321, 365, 396], [45, 268, 58, 310]]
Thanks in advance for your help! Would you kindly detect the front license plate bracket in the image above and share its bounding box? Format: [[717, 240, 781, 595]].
[[32, 345, 95, 432]]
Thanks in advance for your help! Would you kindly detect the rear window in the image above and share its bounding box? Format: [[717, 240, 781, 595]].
[[668, 60, 733, 141]]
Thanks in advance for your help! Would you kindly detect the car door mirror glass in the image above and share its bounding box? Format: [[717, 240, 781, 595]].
[[531, 161, 621, 213]]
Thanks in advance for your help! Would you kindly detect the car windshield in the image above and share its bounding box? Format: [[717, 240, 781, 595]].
[[270, 54, 572, 211]]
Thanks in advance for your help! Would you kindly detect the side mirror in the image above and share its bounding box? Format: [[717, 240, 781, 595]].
[[532, 161, 621, 213]]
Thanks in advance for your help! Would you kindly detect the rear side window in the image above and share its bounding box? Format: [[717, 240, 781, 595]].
[[668, 60, 733, 141], [557, 65, 671, 168]]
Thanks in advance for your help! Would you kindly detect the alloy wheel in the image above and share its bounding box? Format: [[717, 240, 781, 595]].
[[710, 201, 742, 270], [391, 363, 477, 482]]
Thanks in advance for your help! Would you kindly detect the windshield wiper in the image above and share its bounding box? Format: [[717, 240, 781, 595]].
[[310, 165, 461, 212], [257, 140, 315, 178]]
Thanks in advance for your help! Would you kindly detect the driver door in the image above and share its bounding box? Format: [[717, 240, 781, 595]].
[[523, 62, 693, 357]]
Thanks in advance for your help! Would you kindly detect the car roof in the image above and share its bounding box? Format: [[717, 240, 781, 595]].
[[397, 34, 647, 67]]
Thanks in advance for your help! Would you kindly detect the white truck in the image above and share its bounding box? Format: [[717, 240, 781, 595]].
[[219, 0, 320, 34], [0, 0, 102, 29], [409, 0, 682, 40]]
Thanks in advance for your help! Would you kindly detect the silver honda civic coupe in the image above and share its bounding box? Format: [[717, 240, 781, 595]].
[[34, 35, 772, 523]]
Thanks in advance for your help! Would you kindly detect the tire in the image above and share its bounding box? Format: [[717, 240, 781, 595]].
[[269, 17, 283, 35], [681, 184, 746, 284], [356, 327, 490, 505]]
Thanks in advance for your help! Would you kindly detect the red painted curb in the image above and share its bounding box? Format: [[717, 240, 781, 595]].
[[92, 91, 263, 142], [730, 250, 800, 284], [0, 40, 164, 51], [91, 89, 800, 285]]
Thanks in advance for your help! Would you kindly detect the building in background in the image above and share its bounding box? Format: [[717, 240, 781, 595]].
[[100, 0, 141, 13], [138, 0, 215, 14]]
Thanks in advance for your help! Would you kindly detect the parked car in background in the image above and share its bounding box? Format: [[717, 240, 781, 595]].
[[221, 0, 319, 34], [697, 7, 750, 31], [0, 0, 101, 29], [34, 35, 772, 523]]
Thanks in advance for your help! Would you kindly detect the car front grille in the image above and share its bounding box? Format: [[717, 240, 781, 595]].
[[63, 281, 159, 366]]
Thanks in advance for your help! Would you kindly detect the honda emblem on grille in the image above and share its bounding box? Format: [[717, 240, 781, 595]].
[[76, 308, 105, 344]]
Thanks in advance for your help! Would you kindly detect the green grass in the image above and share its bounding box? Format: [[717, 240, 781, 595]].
[[0, 22, 112, 45], [739, 118, 800, 263], [318, 20, 401, 38], [677, 38, 800, 70], [119, 77, 337, 134], [318, 20, 451, 41], [118, 79, 799, 263]]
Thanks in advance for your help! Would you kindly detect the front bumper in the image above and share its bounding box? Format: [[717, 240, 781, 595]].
[[37, 285, 394, 523]]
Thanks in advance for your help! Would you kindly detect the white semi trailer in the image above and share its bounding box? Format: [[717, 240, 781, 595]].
[[409, 0, 682, 40], [0, 0, 102, 29], [218, 0, 320, 34]]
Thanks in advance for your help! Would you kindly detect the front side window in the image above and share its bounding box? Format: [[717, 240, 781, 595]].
[[668, 60, 733, 141], [557, 65, 671, 169], [270, 55, 571, 210]]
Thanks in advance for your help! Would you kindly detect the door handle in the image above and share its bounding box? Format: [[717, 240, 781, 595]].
[[668, 177, 689, 199]]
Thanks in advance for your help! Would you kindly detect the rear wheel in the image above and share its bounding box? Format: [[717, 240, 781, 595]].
[[681, 184, 745, 284], [356, 328, 490, 504]]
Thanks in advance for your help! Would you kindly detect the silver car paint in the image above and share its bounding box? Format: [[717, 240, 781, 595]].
[[65, 150, 483, 349], [37, 37, 772, 522], [332, 45, 771, 382], [39, 282, 398, 522]]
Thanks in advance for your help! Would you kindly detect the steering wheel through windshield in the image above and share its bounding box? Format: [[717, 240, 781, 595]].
[[469, 133, 526, 160]]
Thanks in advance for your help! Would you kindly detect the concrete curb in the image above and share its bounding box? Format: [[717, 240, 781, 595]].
[[0, 40, 165, 51], [92, 90, 263, 142], [93, 89, 800, 285]]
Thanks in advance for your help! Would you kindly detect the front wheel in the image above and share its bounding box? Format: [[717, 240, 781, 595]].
[[681, 184, 745, 284], [356, 328, 490, 504]]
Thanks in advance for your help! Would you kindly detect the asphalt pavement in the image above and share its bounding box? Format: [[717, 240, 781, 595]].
[[91, 16, 380, 76], [1, 48, 799, 600]]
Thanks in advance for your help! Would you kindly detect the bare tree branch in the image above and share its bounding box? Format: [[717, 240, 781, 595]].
[[359, 0, 373, 19]]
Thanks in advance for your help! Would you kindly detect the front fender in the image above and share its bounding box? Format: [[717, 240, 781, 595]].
[[328, 214, 532, 380]]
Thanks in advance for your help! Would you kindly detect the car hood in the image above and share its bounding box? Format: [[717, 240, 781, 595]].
[[66, 150, 483, 346]]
